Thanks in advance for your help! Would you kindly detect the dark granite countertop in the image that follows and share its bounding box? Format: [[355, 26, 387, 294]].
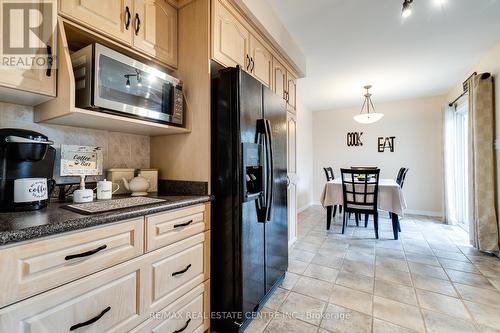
[[0, 194, 212, 246]]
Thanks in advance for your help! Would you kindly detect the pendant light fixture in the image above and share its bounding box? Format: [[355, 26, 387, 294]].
[[353, 85, 384, 124], [402, 0, 413, 18]]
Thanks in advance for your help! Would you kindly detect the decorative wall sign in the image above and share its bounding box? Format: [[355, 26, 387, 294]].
[[60, 145, 103, 176], [378, 137, 396, 152], [347, 132, 363, 147]]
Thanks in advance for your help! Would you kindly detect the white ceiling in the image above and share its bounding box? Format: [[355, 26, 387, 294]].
[[267, 0, 500, 111]]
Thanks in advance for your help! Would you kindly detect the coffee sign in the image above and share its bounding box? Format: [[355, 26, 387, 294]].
[[60, 145, 103, 176]]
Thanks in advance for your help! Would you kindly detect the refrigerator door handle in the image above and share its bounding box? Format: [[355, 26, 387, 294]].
[[256, 119, 270, 222], [264, 119, 274, 221]]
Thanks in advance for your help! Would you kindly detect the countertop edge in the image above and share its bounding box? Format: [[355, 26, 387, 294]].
[[0, 195, 212, 247]]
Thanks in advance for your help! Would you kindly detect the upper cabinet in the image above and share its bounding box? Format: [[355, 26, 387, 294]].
[[249, 35, 272, 87], [272, 58, 287, 100], [0, 0, 56, 105], [133, 0, 178, 66], [59, 0, 177, 68], [59, 0, 133, 44], [211, 0, 299, 103], [212, 0, 250, 69], [286, 71, 297, 112]]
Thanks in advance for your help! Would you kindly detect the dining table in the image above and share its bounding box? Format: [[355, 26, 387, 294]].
[[320, 178, 408, 239]]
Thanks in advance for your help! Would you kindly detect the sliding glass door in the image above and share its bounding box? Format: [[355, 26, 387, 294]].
[[453, 102, 469, 229], [445, 99, 469, 229]]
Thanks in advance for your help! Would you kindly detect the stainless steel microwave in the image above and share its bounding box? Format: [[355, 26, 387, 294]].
[[70, 43, 184, 126]]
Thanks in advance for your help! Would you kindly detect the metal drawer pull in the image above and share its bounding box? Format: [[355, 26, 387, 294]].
[[70, 306, 111, 331], [173, 318, 191, 333], [172, 264, 191, 276], [173, 220, 193, 228], [65, 245, 107, 260], [135, 13, 141, 35]]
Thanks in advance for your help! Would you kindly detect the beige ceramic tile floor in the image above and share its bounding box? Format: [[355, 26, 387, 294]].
[[245, 205, 500, 333]]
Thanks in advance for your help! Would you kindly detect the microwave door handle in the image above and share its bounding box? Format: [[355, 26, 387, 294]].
[[265, 119, 274, 221]]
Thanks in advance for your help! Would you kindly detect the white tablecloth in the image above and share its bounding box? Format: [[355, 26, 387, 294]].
[[320, 179, 408, 217]]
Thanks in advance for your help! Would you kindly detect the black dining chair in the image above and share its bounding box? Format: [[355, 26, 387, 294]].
[[389, 168, 409, 229], [351, 166, 379, 170], [340, 168, 381, 238], [323, 167, 342, 217]]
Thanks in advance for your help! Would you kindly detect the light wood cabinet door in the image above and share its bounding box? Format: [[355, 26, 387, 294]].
[[133, 0, 178, 67], [212, 0, 250, 69], [287, 112, 297, 244], [0, 0, 56, 97], [286, 71, 297, 112], [249, 35, 272, 87], [59, 0, 132, 44], [272, 57, 287, 100]]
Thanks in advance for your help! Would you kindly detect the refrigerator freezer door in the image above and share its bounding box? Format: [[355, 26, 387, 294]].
[[263, 88, 289, 292], [238, 70, 267, 318]]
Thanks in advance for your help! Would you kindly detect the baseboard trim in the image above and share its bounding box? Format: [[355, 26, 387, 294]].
[[288, 236, 297, 249], [298, 202, 313, 213], [405, 209, 443, 218]]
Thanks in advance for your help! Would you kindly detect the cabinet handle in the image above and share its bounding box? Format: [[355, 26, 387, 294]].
[[246, 54, 250, 70], [65, 245, 107, 260], [46, 45, 53, 77], [70, 306, 111, 331], [135, 13, 141, 35], [125, 6, 131, 30], [173, 318, 191, 333], [250, 57, 255, 72], [173, 219, 193, 228], [172, 264, 192, 276]]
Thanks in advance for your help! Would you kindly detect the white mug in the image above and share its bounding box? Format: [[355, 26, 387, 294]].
[[14, 178, 48, 203], [96, 179, 120, 200]]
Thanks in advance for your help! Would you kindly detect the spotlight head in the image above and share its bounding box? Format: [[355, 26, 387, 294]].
[[402, 0, 413, 18]]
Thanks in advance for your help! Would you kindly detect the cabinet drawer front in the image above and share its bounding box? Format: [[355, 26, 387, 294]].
[[0, 218, 144, 307], [131, 283, 207, 333], [146, 233, 206, 311], [146, 204, 206, 251], [0, 259, 145, 333]]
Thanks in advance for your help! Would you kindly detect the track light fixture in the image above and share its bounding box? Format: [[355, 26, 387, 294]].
[[402, 0, 413, 18]]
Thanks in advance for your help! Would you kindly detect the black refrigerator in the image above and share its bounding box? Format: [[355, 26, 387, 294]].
[[211, 67, 288, 332]]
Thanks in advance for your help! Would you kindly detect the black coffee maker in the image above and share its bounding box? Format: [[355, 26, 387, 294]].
[[0, 129, 56, 212]]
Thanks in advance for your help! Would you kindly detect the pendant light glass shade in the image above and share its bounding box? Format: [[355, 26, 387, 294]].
[[353, 113, 384, 124], [353, 85, 383, 124]]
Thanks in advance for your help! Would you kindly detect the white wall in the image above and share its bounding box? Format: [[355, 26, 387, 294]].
[[297, 101, 313, 211], [446, 41, 500, 223], [312, 95, 446, 216]]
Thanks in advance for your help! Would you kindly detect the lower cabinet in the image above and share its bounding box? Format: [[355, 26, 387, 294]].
[[0, 203, 211, 333]]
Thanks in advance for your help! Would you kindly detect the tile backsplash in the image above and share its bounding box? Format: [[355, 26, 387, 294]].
[[0, 102, 150, 183]]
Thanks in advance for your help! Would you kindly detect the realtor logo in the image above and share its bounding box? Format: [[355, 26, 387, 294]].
[[1, 0, 56, 69]]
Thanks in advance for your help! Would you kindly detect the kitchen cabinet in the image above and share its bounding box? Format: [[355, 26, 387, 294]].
[[287, 112, 297, 244], [59, 0, 133, 44], [133, 0, 178, 67], [272, 57, 287, 100], [286, 71, 297, 112], [0, 202, 211, 332], [212, 0, 250, 69], [0, 0, 56, 102], [249, 35, 272, 87], [59, 0, 177, 68]]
